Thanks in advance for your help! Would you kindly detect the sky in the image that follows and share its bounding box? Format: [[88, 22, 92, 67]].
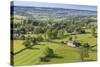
[[11, 1, 97, 11]]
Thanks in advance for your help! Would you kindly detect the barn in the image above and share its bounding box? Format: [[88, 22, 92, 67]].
[[67, 41, 81, 47]]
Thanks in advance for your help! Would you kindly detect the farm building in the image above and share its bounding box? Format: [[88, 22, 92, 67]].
[[73, 28, 85, 34], [67, 41, 81, 47]]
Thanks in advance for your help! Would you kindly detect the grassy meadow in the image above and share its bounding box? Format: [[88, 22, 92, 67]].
[[11, 3, 97, 66], [12, 32, 97, 66]]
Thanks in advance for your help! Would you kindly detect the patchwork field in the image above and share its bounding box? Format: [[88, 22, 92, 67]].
[[11, 3, 97, 66], [12, 33, 97, 66]]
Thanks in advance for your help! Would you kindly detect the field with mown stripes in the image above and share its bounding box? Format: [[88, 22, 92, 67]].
[[12, 34, 97, 66]]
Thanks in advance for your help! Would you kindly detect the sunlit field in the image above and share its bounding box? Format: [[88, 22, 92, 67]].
[[11, 1, 97, 66]]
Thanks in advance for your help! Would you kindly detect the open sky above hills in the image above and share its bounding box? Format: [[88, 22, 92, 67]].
[[11, 1, 97, 11]]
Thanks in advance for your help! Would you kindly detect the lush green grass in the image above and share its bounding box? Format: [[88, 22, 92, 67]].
[[75, 34, 97, 46], [13, 40, 25, 53], [12, 33, 97, 66]]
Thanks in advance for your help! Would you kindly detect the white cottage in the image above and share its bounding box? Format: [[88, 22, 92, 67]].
[[67, 41, 76, 47], [67, 41, 81, 47]]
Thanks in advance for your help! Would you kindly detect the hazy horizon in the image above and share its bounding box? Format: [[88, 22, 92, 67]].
[[11, 1, 97, 11]]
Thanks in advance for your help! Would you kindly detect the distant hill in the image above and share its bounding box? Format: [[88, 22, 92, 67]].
[[11, 6, 97, 19]]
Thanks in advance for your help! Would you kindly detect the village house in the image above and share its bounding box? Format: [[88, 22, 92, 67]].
[[67, 41, 81, 47]]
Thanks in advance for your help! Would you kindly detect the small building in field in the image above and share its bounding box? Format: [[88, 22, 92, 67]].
[[73, 28, 85, 34], [67, 41, 81, 47]]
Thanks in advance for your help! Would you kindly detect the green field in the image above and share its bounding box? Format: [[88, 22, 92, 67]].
[[11, 4, 97, 66], [12, 33, 97, 66]]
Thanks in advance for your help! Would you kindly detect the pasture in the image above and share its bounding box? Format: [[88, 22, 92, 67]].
[[12, 33, 97, 66]]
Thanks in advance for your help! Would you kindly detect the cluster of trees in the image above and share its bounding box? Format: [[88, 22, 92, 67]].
[[45, 28, 64, 39], [11, 15, 97, 62], [22, 35, 44, 48], [12, 15, 97, 41]]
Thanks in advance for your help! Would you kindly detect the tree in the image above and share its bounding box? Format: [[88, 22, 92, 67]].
[[51, 29, 58, 39], [20, 35, 25, 40], [31, 37, 38, 44], [40, 47, 54, 62], [46, 29, 52, 39], [79, 43, 90, 61], [19, 27, 26, 34], [36, 35, 44, 42], [68, 36, 72, 41], [25, 18, 33, 24], [34, 26, 43, 34], [46, 47, 54, 57], [57, 29, 64, 38], [67, 27, 73, 33], [22, 40, 32, 48], [26, 35, 32, 40], [91, 27, 96, 37], [32, 20, 39, 26]]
